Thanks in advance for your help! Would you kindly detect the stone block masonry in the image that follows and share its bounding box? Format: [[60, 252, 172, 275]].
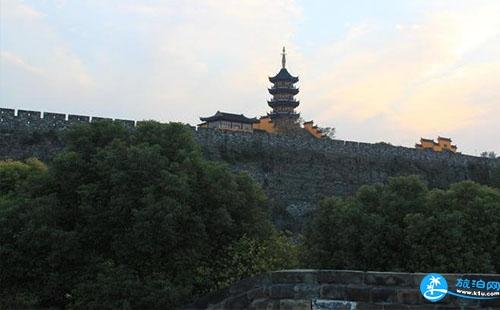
[[0, 108, 136, 131], [194, 128, 495, 228], [186, 270, 500, 309], [0, 108, 496, 229], [0, 108, 136, 161]]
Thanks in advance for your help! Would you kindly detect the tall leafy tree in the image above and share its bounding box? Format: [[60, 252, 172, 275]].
[[303, 176, 500, 273], [0, 121, 297, 309]]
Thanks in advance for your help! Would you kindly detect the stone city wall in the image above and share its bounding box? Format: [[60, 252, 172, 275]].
[[0, 108, 496, 229], [194, 128, 495, 228], [0, 108, 135, 130], [0, 108, 135, 161], [186, 269, 500, 309]]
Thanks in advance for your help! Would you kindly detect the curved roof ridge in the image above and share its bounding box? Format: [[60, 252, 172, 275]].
[[269, 68, 299, 83]]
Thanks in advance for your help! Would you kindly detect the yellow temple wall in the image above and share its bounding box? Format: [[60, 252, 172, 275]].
[[420, 140, 434, 148], [417, 137, 457, 153], [253, 117, 275, 133], [303, 122, 323, 138]]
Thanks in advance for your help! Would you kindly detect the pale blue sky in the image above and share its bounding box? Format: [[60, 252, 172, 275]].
[[1, 0, 500, 155]]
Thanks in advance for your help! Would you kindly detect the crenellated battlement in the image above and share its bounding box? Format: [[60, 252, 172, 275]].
[[0, 107, 136, 131]]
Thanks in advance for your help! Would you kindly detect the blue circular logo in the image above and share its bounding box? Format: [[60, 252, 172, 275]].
[[420, 273, 448, 302]]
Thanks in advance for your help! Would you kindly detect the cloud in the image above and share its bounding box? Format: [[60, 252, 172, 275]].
[[0, 50, 43, 76], [1, 0, 44, 19], [96, 0, 302, 121], [1, 0, 499, 154], [299, 3, 500, 153], [0, 1, 94, 111]]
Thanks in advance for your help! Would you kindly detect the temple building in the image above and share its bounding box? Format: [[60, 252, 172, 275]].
[[303, 121, 325, 138], [200, 47, 325, 138], [198, 111, 257, 132], [252, 115, 274, 132], [415, 136, 458, 153]]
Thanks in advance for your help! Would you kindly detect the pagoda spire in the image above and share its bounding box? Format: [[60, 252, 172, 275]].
[[281, 46, 286, 68], [267, 47, 300, 131]]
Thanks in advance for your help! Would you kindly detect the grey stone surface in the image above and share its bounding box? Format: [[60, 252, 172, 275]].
[[0, 108, 496, 230], [0, 108, 133, 132], [279, 299, 311, 310], [68, 114, 90, 122], [193, 128, 495, 230], [317, 271, 364, 285], [186, 270, 499, 309], [312, 299, 356, 310], [364, 272, 414, 287], [369, 287, 398, 303], [271, 270, 318, 285], [91, 116, 112, 122]]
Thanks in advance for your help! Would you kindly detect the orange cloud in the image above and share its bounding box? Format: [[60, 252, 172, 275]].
[[300, 3, 500, 153]]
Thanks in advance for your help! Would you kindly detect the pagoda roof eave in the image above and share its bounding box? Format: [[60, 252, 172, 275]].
[[268, 68, 299, 83], [268, 87, 299, 95], [269, 76, 299, 83], [267, 100, 300, 108]]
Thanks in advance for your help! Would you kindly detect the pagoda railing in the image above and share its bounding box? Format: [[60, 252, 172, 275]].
[[270, 85, 298, 90], [268, 98, 299, 103]]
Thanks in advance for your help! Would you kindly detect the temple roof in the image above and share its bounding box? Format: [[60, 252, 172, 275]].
[[268, 86, 299, 95], [269, 68, 299, 83], [200, 111, 258, 123], [267, 99, 300, 109], [420, 138, 435, 142], [438, 136, 452, 142]]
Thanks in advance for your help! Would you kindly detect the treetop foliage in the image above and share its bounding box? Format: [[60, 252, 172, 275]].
[[0, 121, 297, 309], [303, 176, 500, 274]]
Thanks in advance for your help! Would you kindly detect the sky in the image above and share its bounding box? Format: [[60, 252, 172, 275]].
[[1, 0, 500, 155]]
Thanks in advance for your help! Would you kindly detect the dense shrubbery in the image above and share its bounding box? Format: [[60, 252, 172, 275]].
[[303, 176, 500, 273], [0, 122, 297, 309]]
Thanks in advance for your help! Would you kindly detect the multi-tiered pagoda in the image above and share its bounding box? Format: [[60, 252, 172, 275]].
[[199, 47, 325, 138], [267, 47, 300, 131]]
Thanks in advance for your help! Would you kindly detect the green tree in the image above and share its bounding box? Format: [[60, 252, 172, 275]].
[[492, 160, 500, 189], [219, 232, 299, 287], [0, 159, 79, 307], [480, 151, 497, 159], [0, 121, 297, 309], [303, 176, 500, 273]]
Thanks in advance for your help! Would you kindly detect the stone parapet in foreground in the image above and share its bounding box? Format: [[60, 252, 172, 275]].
[[186, 270, 500, 309]]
